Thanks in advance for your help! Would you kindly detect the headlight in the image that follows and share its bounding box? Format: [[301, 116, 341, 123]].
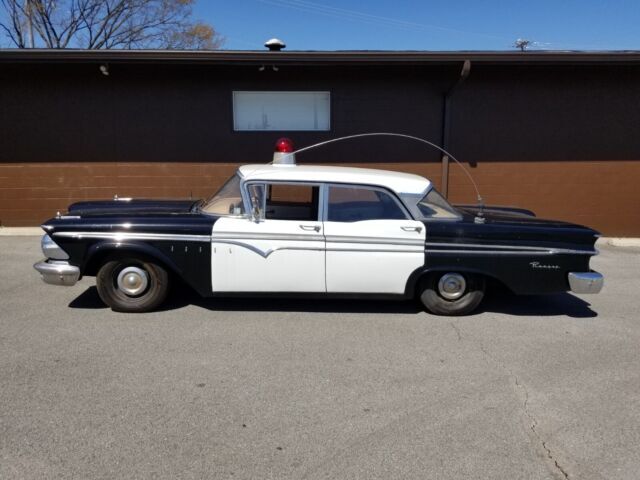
[[41, 234, 69, 260]]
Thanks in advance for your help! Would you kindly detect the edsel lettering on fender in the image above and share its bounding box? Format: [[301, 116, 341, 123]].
[[34, 136, 604, 315]]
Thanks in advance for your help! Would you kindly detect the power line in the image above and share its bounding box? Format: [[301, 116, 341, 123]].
[[257, 0, 510, 41]]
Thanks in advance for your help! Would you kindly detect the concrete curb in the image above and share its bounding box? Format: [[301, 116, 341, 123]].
[[599, 237, 640, 248], [1, 226, 640, 247], [0, 227, 44, 236]]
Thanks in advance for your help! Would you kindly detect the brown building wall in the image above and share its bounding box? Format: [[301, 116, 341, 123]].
[[1, 60, 640, 235]]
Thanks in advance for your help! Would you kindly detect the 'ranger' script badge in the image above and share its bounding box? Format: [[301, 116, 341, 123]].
[[529, 261, 560, 270]]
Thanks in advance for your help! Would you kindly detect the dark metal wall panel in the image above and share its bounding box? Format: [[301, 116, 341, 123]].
[[1, 61, 640, 235], [0, 63, 450, 164]]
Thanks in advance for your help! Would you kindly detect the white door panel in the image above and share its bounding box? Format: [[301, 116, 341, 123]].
[[211, 217, 325, 292], [325, 220, 426, 294]]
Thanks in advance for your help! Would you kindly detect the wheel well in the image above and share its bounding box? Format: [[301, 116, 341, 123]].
[[83, 248, 175, 277], [409, 269, 513, 297]]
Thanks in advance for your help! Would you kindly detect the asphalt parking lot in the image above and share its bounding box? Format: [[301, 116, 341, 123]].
[[1, 236, 639, 480]]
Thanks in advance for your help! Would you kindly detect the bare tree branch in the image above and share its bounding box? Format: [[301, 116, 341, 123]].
[[0, 0, 223, 49]]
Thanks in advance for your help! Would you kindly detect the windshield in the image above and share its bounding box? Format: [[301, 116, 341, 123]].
[[416, 188, 460, 219], [200, 174, 246, 216]]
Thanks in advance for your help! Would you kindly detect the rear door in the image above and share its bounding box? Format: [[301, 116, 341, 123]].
[[323, 184, 426, 294]]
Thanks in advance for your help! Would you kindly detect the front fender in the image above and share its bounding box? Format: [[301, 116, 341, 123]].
[[82, 241, 183, 277]]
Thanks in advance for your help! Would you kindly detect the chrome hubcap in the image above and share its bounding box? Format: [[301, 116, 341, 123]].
[[116, 266, 149, 296], [438, 273, 466, 300]]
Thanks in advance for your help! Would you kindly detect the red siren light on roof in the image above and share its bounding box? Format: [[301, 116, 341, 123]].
[[273, 137, 296, 165], [275, 137, 294, 153]]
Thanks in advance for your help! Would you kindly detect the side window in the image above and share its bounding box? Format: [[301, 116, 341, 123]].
[[327, 186, 408, 222], [262, 183, 320, 221]]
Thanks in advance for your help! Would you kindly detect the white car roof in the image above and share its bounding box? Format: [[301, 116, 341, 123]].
[[237, 164, 431, 195]]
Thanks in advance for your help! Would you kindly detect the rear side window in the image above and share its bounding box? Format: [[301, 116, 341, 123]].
[[327, 186, 408, 222]]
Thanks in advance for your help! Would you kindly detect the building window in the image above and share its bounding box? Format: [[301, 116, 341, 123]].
[[233, 91, 330, 131]]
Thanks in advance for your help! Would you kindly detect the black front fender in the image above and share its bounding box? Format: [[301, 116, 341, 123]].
[[82, 241, 183, 277]]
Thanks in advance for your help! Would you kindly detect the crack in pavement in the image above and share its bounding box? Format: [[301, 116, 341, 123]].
[[449, 320, 571, 480]]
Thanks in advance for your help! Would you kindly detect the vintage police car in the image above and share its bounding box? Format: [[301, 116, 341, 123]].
[[34, 138, 603, 315]]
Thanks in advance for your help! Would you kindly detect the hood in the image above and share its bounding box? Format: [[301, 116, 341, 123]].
[[67, 199, 200, 217]]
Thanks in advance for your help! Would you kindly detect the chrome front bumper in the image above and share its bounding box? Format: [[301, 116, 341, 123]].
[[568, 272, 604, 294], [34, 260, 80, 286]]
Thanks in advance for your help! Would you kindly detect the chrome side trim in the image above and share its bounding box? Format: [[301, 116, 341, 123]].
[[327, 247, 423, 253], [53, 231, 211, 243], [426, 242, 597, 256], [212, 240, 324, 258], [211, 240, 422, 258], [426, 249, 556, 256], [212, 232, 325, 242], [213, 232, 424, 246], [34, 260, 80, 286], [568, 272, 604, 294], [326, 235, 424, 246]]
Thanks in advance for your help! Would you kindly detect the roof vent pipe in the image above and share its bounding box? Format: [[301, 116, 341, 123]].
[[440, 59, 471, 199], [265, 38, 286, 51]]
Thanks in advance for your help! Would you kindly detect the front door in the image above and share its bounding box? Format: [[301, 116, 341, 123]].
[[211, 182, 325, 292], [323, 184, 426, 294]]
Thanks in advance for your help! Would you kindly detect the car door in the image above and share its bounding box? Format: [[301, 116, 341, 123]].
[[211, 182, 325, 292], [323, 184, 426, 294]]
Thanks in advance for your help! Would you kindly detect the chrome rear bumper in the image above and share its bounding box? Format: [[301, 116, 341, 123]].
[[34, 260, 80, 286], [568, 272, 604, 294]]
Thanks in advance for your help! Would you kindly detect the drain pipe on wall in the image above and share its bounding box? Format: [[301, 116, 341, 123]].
[[440, 59, 471, 199]]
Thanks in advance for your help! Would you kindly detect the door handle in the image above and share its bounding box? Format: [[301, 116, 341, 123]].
[[300, 225, 321, 232], [401, 226, 423, 233]]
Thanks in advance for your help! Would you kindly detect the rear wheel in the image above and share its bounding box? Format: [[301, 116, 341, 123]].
[[96, 256, 170, 313], [418, 272, 485, 316]]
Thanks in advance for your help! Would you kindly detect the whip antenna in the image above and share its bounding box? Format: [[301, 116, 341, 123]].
[[277, 132, 484, 209]]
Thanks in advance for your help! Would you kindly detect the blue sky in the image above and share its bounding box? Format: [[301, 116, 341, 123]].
[[194, 0, 640, 51]]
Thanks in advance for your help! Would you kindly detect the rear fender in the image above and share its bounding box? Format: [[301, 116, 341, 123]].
[[405, 266, 507, 297]]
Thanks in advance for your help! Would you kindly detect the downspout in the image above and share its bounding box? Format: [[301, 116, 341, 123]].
[[440, 59, 471, 198]]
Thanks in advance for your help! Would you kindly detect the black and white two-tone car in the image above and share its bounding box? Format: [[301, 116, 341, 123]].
[[35, 139, 603, 315]]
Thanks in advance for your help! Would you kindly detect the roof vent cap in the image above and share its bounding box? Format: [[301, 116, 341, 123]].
[[265, 38, 286, 51]]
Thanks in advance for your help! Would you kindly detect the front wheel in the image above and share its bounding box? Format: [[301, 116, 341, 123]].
[[418, 272, 485, 316], [96, 256, 170, 313]]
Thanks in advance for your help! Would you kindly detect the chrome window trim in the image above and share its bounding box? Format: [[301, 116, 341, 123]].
[[198, 172, 250, 219], [418, 187, 463, 221], [322, 183, 413, 222], [242, 179, 324, 223]]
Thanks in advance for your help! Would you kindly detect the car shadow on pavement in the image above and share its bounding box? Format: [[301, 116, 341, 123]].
[[478, 288, 597, 318], [69, 284, 597, 318]]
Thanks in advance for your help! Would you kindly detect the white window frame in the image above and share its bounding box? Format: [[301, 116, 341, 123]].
[[232, 91, 331, 132]]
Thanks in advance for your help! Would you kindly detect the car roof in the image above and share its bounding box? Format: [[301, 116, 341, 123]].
[[237, 164, 431, 195]]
